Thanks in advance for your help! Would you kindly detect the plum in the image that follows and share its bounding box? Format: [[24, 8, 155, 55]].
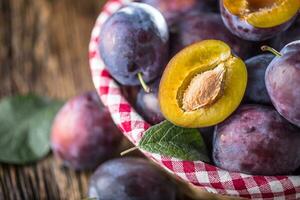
[[199, 126, 215, 158], [88, 157, 177, 200], [140, 0, 217, 28], [135, 79, 164, 125], [120, 85, 139, 105], [213, 105, 300, 175], [159, 40, 247, 128], [244, 54, 274, 104], [172, 11, 254, 59], [265, 41, 300, 127], [220, 0, 298, 41], [99, 3, 169, 87], [272, 16, 300, 49], [51, 91, 123, 170]]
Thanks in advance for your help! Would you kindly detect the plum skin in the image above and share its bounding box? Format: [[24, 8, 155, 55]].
[[199, 126, 215, 159], [272, 17, 300, 49], [172, 11, 254, 59], [140, 0, 219, 28], [51, 91, 123, 170], [265, 41, 300, 127], [220, 0, 295, 41], [120, 85, 139, 105], [88, 157, 177, 200], [99, 3, 169, 86], [213, 105, 300, 175], [135, 79, 164, 125], [244, 54, 274, 104]]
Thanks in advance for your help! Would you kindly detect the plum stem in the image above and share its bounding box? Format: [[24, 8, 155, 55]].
[[120, 146, 139, 156], [137, 72, 150, 93], [261, 45, 282, 57]]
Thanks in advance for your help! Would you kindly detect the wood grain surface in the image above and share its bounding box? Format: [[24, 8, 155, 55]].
[[0, 0, 103, 199], [0, 0, 240, 199]]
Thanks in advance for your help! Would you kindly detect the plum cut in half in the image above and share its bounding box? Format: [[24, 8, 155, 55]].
[[159, 40, 247, 128], [220, 0, 300, 41]]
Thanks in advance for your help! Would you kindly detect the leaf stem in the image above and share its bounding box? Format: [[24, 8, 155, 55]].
[[137, 72, 150, 93], [261, 45, 282, 57], [120, 146, 139, 156]]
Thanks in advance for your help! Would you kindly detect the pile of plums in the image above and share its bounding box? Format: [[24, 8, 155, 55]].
[[99, 0, 300, 175], [50, 0, 300, 199]]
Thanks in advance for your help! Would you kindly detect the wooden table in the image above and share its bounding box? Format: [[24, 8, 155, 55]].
[[0, 0, 103, 199], [0, 0, 239, 199]]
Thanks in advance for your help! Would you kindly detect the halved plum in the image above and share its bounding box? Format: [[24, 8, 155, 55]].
[[220, 0, 299, 41], [159, 40, 247, 128]]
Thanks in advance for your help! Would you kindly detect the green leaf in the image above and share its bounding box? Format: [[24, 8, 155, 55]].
[[0, 94, 63, 164], [138, 120, 210, 162]]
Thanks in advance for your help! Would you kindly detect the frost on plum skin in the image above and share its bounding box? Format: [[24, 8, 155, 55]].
[[213, 105, 300, 175], [99, 3, 169, 86], [219, 0, 295, 41], [88, 158, 177, 200], [172, 11, 254, 59], [265, 41, 300, 127], [135, 79, 164, 125], [244, 54, 274, 104], [51, 91, 123, 170]]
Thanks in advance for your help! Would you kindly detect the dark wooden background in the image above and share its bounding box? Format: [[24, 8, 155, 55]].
[[0, 0, 239, 199], [0, 0, 104, 199]]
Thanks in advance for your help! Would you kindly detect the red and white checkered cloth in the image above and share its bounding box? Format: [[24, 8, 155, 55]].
[[89, 0, 300, 199]]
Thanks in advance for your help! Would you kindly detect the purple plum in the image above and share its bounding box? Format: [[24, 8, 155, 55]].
[[220, 0, 296, 41], [88, 157, 177, 200], [244, 54, 274, 104], [135, 79, 164, 125], [51, 91, 123, 170], [213, 105, 300, 175], [172, 11, 255, 59], [99, 3, 169, 86], [265, 41, 300, 127]]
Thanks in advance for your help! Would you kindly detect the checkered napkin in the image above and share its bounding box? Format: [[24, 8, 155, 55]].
[[89, 0, 300, 199]]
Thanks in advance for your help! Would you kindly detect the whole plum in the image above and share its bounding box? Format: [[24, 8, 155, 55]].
[[213, 105, 300, 175], [88, 157, 177, 200], [51, 91, 123, 170], [265, 41, 300, 127], [99, 3, 169, 86], [135, 79, 164, 125], [172, 11, 254, 59], [199, 126, 215, 158], [140, 0, 218, 28], [120, 85, 140, 105], [272, 16, 300, 49], [244, 54, 274, 104]]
